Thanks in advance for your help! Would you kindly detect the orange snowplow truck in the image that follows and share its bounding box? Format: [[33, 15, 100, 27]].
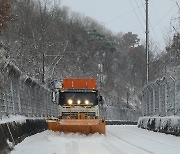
[[47, 78, 106, 135]]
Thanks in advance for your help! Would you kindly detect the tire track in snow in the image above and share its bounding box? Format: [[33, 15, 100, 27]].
[[108, 130, 154, 154], [65, 142, 79, 154], [118, 127, 180, 149], [100, 141, 126, 154]]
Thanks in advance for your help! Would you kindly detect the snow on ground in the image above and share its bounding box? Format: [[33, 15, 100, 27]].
[[0, 114, 50, 124], [11, 125, 180, 154], [0, 115, 27, 124]]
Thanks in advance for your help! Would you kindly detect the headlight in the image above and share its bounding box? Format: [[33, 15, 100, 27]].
[[85, 100, 89, 105], [68, 99, 73, 105], [77, 100, 81, 105]]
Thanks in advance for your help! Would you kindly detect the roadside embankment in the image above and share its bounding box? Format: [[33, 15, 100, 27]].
[[0, 119, 48, 153], [138, 116, 180, 136]]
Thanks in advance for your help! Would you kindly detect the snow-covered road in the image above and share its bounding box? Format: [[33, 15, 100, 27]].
[[11, 125, 180, 154]]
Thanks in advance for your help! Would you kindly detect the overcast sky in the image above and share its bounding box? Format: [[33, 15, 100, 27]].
[[61, 0, 179, 51]]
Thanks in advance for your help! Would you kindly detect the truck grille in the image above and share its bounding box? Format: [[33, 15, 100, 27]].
[[62, 112, 96, 119]]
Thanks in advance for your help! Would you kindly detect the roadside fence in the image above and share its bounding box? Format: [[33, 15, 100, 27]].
[[0, 63, 58, 119], [141, 75, 180, 116]]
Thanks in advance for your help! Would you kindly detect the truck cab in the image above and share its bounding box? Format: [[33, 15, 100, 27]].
[[58, 78, 100, 119]]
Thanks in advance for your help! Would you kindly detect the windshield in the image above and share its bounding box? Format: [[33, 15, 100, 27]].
[[59, 91, 98, 106]]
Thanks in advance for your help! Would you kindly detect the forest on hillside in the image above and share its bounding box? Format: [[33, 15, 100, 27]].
[[0, 0, 180, 112]]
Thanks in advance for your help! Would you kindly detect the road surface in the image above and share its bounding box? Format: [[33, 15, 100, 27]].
[[11, 125, 180, 154]]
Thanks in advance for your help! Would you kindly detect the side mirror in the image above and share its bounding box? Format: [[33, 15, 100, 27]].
[[99, 96, 103, 101], [99, 96, 103, 104], [52, 91, 56, 102], [52, 91, 58, 104]]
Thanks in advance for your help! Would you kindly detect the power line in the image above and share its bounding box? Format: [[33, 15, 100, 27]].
[[148, 34, 162, 56], [140, 0, 161, 49], [141, 0, 176, 50], [137, 0, 161, 45], [129, 0, 161, 53], [145, 0, 149, 84], [149, 25, 162, 49], [129, 0, 145, 32], [134, 0, 161, 51], [152, 3, 177, 49], [153, 5, 176, 28], [135, 0, 145, 23], [140, 0, 162, 49], [106, 4, 144, 25]]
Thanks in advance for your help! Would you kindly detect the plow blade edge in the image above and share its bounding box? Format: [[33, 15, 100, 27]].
[[47, 119, 106, 135]]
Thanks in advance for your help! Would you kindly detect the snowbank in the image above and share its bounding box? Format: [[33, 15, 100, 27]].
[[138, 116, 180, 135], [0, 114, 51, 124], [0, 115, 27, 124]]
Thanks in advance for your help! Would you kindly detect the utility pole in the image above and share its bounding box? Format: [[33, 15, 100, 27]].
[[42, 53, 45, 83], [98, 64, 103, 92], [146, 0, 149, 85], [127, 88, 129, 108]]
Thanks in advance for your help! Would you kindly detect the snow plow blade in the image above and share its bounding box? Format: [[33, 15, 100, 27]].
[[47, 119, 106, 135]]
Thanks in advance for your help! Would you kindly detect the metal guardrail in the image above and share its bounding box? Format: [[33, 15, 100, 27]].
[[106, 120, 137, 125]]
